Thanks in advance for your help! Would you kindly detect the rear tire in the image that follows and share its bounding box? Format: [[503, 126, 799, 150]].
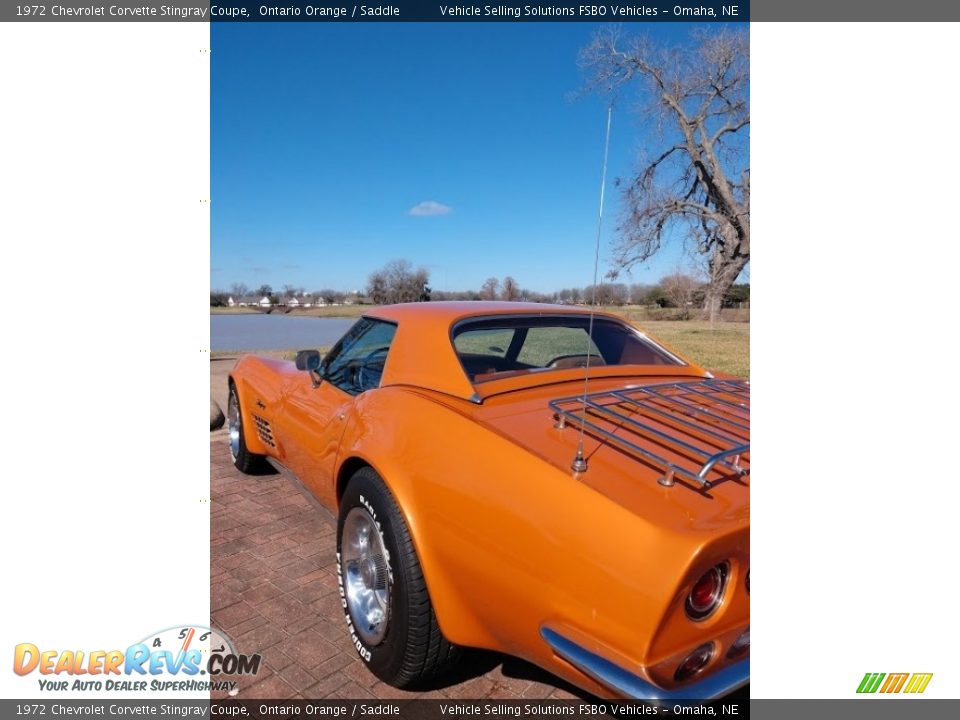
[[227, 383, 268, 474], [337, 467, 460, 687]]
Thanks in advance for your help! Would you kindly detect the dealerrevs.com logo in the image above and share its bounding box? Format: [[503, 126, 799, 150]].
[[13, 625, 261, 693], [857, 672, 933, 694]]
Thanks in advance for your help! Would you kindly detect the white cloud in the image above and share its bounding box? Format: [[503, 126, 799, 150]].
[[408, 200, 452, 217]]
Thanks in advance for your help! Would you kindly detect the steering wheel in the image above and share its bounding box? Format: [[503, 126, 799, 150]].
[[355, 347, 390, 391]]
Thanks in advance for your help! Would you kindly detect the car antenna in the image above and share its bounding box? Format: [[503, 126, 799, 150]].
[[572, 102, 613, 475]]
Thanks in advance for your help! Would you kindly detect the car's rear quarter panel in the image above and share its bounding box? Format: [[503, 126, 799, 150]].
[[335, 386, 746, 696]]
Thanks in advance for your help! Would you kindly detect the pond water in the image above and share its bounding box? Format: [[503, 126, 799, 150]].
[[211, 313, 357, 351]]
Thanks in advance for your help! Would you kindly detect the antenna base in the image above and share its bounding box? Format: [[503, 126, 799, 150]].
[[571, 450, 588, 474]]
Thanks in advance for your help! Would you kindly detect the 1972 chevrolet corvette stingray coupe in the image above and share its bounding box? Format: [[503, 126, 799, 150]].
[[226, 302, 749, 701]]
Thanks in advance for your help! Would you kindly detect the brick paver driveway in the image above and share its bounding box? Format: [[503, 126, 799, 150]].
[[210, 429, 590, 701]]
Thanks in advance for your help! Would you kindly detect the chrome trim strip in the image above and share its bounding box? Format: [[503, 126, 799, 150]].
[[540, 627, 749, 703]]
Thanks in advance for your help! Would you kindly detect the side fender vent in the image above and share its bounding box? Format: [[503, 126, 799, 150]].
[[252, 414, 276, 448]]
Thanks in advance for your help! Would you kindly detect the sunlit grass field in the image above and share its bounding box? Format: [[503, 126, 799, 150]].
[[633, 321, 749, 378]]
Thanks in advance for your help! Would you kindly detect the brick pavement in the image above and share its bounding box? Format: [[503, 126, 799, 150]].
[[210, 430, 591, 701]]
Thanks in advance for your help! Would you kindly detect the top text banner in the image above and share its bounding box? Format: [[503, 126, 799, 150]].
[[7, 0, 960, 21], [6, 1, 750, 22]]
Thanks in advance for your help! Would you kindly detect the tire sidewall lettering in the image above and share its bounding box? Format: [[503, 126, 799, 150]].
[[357, 494, 394, 582]]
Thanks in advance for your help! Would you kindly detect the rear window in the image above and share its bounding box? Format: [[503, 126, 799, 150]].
[[452, 315, 682, 382]]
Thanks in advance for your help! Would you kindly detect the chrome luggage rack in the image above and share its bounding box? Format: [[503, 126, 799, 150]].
[[550, 379, 750, 489]]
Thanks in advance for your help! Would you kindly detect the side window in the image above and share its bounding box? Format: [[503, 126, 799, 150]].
[[323, 318, 397, 395]]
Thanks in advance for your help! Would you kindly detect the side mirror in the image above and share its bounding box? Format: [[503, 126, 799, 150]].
[[295, 350, 325, 388], [295, 350, 321, 372]]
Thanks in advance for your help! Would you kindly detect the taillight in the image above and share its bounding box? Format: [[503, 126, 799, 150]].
[[727, 628, 750, 659], [674, 643, 715, 682], [685, 563, 729, 621], [746, 569, 750, 594]]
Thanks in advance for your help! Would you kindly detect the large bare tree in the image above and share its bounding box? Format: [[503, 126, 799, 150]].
[[581, 27, 749, 322]]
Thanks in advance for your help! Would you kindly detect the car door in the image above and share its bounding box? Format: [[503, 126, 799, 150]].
[[276, 318, 397, 508]]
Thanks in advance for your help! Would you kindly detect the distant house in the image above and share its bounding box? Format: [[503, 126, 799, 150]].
[[227, 296, 236, 307], [286, 297, 300, 308], [258, 296, 271, 308]]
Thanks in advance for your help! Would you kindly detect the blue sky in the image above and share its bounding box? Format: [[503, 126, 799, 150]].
[[211, 22, 746, 295]]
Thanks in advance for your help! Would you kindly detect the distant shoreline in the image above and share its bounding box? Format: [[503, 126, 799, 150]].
[[211, 305, 367, 318]]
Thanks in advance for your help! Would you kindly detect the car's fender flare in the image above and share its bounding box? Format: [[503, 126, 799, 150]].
[[332, 446, 498, 651], [227, 373, 272, 457], [332, 391, 510, 652]]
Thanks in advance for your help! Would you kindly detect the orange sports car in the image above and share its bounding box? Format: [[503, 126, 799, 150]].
[[226, 301, 749, 701]]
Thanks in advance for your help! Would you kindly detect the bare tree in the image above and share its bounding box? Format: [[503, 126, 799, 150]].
[[367, 272, 388, 304], [581, 27, 749, 323], [585, 283, 629, 306], [480, 277, 500, 301], [523, 289, 557, 304], [628, 283, 655, 305], [367, 259, 431, 304], [229, 282, 248, 301], [501, 276, 521, 301], [660, 271, 700, 320]]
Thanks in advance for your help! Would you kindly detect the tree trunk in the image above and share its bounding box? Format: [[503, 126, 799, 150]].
[[702, 253, 749, 324], [702, 285, 725, 324]]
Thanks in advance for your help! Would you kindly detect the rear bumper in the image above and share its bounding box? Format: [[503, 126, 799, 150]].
[[540, 627, 749, 703]]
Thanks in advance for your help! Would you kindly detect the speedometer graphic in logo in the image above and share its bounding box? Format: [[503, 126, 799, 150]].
[[137, 625, 235, 675]]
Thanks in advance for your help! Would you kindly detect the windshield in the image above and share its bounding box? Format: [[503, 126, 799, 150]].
[[452, 315, 683, 383], [323, 317, 397, 395]]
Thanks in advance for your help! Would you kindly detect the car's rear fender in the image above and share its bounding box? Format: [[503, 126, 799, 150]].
[[333, 389, 498, 649], [333, 386, 708, 670]]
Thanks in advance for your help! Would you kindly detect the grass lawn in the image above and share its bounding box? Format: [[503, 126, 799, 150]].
[[634, 321, 749, 378]]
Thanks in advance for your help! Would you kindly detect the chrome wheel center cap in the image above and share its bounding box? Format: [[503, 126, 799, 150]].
[[360, 558, 378, 588]]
